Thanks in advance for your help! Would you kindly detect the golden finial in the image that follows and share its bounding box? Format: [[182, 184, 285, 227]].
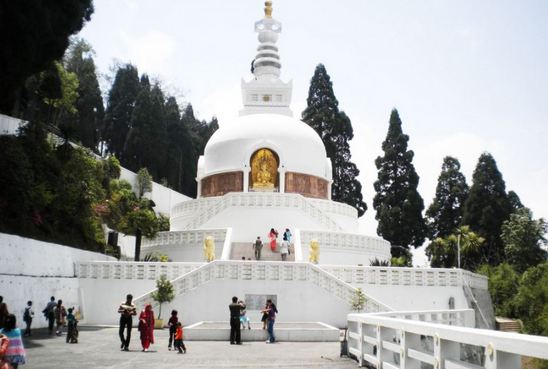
[[264, 1, 273, 18]]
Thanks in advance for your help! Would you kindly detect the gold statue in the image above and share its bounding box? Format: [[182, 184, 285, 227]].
[[251, 148, 278, 189], [204, 236, 215, 262], [264, 1, 273, 18], [309, 239, 319, 264]]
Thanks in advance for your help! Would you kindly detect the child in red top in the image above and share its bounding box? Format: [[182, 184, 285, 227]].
[[167, 310, 178, 350], [174, 322, 186, 354]]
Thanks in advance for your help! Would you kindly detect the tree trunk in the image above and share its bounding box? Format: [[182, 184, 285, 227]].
[[134, 229, 142, 261]]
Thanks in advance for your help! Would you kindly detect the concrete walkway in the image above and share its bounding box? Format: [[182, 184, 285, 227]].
[[23, 326, 358, 369]]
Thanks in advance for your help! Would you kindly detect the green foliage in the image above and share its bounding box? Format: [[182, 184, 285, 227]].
[[136, 168, 153, 198], [44, 61, 79, 117], [151, 275, 175, 319], [62, 38, 105, 150], [103, 64, 141, 160], [462, 152, 512, 265], [373, 109, 426, 256], [0, 124, 111, 251], [501, 207, 547, 273], [0, 0, 94, 113], [390, 256, 412, 267], [477, 264, 519, 318], [426, 226, 485, 269], [302, 64, 367, 216], [143, 252, 170, 262], [350, 288, 367, 312], [369, 258, 390, 267], [513, 262, 548, 336], [426, 156, 469, 239]]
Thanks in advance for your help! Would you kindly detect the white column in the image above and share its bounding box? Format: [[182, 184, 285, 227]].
[[196, 177, 202, 198], [243, 167, 250, 193], [279, 166, 286, 193]]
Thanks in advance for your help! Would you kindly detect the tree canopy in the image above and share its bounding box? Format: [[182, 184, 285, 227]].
[[0, 0, 94, 113], [302, 64, 367, 216], [462, 152, 512, 265], [373, 109, 426, 258]]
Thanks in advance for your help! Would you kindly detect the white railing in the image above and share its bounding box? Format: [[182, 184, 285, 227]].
[[0, 114, 26, 135], [75, 261, 205, 280], [301, 230, 391, 260], [320, 265, 488, 290], [170, 192, 344, 232], [370, 309, 476, 327], [141, 228, 228, 248], [133, 260, 392, 313], [307, 198, 357, 218], [347, 311, 548, 368]]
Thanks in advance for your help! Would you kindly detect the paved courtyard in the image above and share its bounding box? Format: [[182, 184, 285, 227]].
[[23, 326, 359, 369]]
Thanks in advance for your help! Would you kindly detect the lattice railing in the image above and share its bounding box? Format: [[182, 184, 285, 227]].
[[301, 230, 391, 258], [171, 192, 344, 231], [141, 228, 228, 248], [75, 261, 205, 280], [320, 265, 488, 290]]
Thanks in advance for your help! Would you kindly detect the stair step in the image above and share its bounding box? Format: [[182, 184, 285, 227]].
[[230, 242, 295, 261]]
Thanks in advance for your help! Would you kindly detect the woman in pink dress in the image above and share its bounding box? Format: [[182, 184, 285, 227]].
[[138, 304, 155, 352], [268, 228, 278, 252]]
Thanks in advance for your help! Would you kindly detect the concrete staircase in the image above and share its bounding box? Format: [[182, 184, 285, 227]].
[[496, 317, 522, 333], [230, 242, 295, 261]]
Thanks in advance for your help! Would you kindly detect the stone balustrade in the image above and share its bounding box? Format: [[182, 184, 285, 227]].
[[320, 265, 488, 290], [131, 260, 392, 313], [170, 192, 344, 231], [347, 309, 548, 368], [75, 261, 205, 280], [141, 228, 228, 248]]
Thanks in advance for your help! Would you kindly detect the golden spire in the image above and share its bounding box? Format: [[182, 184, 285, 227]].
[[264, 1, 273, 18]]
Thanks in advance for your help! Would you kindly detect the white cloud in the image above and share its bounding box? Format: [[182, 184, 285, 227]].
[[127, 30, 175, 78]]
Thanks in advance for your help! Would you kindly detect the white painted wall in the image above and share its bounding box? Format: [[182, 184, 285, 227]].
[[0, 114, 25, 135], [0, 233, 114, 276], [199, 207, 321, 243], [80, 278, 352, 328], [362, 285, 468, 311], [0, 233, 115, 328]]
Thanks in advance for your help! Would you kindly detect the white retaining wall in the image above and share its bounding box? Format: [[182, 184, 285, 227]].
[[0, 233, 115, 328]]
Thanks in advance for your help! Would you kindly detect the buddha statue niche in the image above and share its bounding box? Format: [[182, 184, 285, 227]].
[[251, 148, 278, 190]]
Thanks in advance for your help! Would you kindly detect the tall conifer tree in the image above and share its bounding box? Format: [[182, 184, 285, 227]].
[[63, 38, 104, 150], [461, 152, 512, 265], [426, 156, 469, 239], [373, 109, 426, 256], [103, 64, 140, 160], [302, 64, 367, 216]]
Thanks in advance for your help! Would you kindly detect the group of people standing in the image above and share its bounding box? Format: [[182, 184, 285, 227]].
[[229, 297, 278, 345], [117, 294, 186, 354], [254, 228, 292, 261]]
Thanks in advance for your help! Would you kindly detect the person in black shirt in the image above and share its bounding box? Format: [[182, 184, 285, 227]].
[[228, 297, 246, 344], [117, 294, 136, 351]]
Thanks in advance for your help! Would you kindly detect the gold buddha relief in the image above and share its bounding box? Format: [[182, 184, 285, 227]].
[[250, 148, 278, 190]]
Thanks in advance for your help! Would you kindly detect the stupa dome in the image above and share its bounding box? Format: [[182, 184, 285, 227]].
[[201, 113, 330, 180]]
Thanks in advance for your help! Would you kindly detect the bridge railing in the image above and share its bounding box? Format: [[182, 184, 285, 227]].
[[347, 310, 548, 368]]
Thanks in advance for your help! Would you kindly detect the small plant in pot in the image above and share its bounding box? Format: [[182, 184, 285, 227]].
[[151, 274, 175, 329]]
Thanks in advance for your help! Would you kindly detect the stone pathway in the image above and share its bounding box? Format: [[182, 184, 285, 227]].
[[23, 326, 358, 368]]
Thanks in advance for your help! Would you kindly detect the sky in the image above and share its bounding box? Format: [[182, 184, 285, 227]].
[[79, 0, 548, 266]]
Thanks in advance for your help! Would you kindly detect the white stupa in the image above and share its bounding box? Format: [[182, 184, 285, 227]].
[[143, 1, 391, 265]]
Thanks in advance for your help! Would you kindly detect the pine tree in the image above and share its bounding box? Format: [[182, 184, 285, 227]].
[[373, 109, 426, 257], [63, 38, 104, 150], [461, 152, 512, 265], [302, 64, 367, 216], [103, 64, 140, 160], [425, 156, 469, 239]]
